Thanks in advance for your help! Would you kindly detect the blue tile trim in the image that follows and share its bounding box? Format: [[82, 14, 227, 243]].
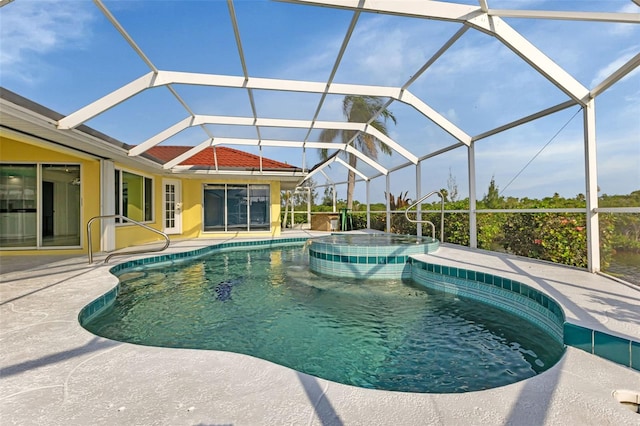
[[632, 341, 640, 371], [308, 237, 438, 278], [409, 258, 566, 344], [409, 258, 639, 371], [109, 237, 311, 276], [563, 323, 592, 353], [78, 285, 119, 324], [563, 322, 639, 371], [309, 249, 410, 265], [594, 330, 630, 366]]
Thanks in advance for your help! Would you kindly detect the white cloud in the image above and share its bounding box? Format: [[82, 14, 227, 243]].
[[343, 16, 419, 86], [590, 49, 640, 88], [426, 37, 508, 81], [608, 4, 640, 36], [0, 1, 94, 82], [444, 108, 459, 125], [333, 14, 469, 87], [278, 29, 343, 81]]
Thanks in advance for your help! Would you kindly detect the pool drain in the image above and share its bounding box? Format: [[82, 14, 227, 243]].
[[613, 390, 640, 414]]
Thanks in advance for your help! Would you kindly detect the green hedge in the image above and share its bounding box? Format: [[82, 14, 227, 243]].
[[285, 190, 638, 270], [343, 210, 618, 269]]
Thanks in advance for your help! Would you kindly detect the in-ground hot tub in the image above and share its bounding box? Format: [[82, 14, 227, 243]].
[[308, 232, 439, 278]]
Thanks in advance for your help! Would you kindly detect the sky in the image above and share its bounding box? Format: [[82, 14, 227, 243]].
[[1, 0, 639, 204]]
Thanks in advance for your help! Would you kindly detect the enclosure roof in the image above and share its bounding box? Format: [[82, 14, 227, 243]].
[[0, 0, 638, 194]]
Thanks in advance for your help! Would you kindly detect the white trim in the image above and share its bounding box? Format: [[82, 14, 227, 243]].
[[583, 99, 600, 272], [114, 167, 155, 225], [334, 157, 369, 181], [100, 160, 116, 252], [468, 143, 477, 249], [488, 9, 640, 23], [162, 178, 182, 235], [129, 116, 419, 164], [466, 15, 589, 104], [202, 183, 272, 233]]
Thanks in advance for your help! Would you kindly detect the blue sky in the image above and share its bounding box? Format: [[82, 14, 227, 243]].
[[1, 0, 638, 203]]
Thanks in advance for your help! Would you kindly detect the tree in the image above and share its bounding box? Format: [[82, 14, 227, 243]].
[[321, 186, 334, 207], [318, 95, 396, 209], [439, 188, 449, 203], [447, 168, 459, 202], [299, 178, 318, 206], [282, 178, 318, 209], [483, 175, 502, 208], [384, 190, 411, 210]]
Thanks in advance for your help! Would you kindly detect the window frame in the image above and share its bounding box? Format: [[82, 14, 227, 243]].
[[202, 183, 270, 232], [114, 168, 154, 224], [0, 162, 82, 250]]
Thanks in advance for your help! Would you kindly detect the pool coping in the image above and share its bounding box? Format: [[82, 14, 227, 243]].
[[407, 256, 638, 371], [2, 232, 640, 425]]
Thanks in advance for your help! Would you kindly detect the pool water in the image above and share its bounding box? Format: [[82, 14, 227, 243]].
[[83, 246, 564, 393]]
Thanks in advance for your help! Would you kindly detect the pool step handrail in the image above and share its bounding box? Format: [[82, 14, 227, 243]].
[[87, 214, 170, 264], [404, 190, 445, 242]]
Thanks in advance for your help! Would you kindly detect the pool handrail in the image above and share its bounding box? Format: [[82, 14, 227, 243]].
[[404, 190, 445, 242], [87, 214, 170, 264]]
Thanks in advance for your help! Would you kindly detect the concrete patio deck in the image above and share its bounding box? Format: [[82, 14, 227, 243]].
[[1, 232, 639, 425]]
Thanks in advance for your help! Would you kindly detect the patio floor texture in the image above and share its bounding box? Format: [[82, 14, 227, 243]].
[[1, 232, 639, 425]]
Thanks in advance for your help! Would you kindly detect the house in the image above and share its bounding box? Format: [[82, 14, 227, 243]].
[[0, 88, 306, 255]]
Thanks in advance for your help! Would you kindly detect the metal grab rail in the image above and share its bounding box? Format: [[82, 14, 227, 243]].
[[404, 190, 445, 242], [87, 214, 170, 264]]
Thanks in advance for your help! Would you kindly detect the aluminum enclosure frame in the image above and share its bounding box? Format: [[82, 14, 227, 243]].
[[5, 0, 637, 272]]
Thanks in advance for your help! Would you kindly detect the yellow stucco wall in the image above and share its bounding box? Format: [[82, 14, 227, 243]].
[[1, 134, 284, 256], [180, 178, 282, 239], [111, 176, 283, 247]]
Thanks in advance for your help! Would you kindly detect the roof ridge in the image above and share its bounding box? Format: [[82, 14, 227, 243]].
[[142, 145, 298, 169], [218, 145, 292, 167]]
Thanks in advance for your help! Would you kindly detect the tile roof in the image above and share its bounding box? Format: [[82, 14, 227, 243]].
[[143, 146, 300, 170]]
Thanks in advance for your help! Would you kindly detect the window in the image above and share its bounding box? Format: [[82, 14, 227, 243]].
[[249, 185, 269, 229], [203, 186, 225, 231], [203, 184, 270, 232], [115, 169, 153, 222]]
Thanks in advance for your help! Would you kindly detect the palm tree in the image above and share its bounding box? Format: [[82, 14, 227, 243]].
[[319, 95, 397, 209]]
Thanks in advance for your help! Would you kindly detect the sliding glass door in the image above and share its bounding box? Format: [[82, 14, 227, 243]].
[[0, 165, 37, 247], [227, 186, 248, 231], [41, 164, 81, 247], [203, 184, 270, 232], [0, 163, 81, 249]]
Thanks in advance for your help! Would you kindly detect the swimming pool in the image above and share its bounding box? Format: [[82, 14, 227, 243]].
[[81, 241, 565, 393]]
